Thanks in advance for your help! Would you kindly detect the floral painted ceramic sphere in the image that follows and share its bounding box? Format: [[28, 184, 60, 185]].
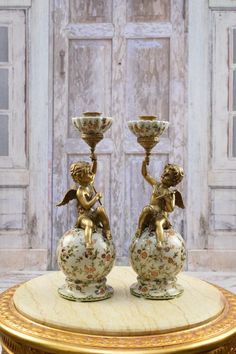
[[130, 228, 186, 300], [57, 228, 116, 302]]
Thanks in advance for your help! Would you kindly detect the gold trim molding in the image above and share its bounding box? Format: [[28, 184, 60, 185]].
[[0, 285, 236, 353]]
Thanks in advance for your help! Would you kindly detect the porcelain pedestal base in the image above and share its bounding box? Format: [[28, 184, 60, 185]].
[[58, 277, 113, 302], [130, 229, 186, 300], [130, 277, 183, 300], [57, 227, 116, 302]]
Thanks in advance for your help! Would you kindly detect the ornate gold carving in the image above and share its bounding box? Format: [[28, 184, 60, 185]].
[[2, 333, 50, 353], [0, 285, 236, 353], [207, 336, 236, 353]]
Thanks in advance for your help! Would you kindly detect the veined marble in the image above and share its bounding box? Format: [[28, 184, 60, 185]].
[[13, 267, 225, 335]]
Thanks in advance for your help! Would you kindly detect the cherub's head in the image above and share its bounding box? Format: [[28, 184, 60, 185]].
[[161, 164, 184, 187], [70, 161, 94, 186]]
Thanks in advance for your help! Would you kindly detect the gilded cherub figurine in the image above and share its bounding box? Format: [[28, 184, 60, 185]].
[[135, 158, 185, 247], [57, 153, 112, 250]]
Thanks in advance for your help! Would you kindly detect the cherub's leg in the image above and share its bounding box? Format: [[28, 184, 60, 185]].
[[136, 206, 153, 237], [95, 207, 112, 240], [155, 218, 165, 247], [81, 217, 94, 249]]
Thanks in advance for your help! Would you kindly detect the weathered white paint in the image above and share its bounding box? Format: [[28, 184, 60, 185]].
[[211, 188, 236, 231], [68, 39, 112, 129], [0, 170, 29, 186], [0, 11, 26, 169], [0, 232, 28, 249], [127, 0, 170, 22], [209, 0, 236, 8], [0, 10, 27, 251], [168, 0, 186, 235], [53, 0, 186, 267], [212, 12, 236, 170], [187, 0, 210, 249], [1, 0, 235, 273], [209, 10, 236, 250], [126, 38, 170, 122], [64, 138, 113, 154], [69, 0, 112, 23], [0, 1, 50, 270], [0, 0, 31, 7], [64, 23, 114, 39], [0, 249, 47, 271], [27, 0, 50, 252], [208, 170, 236, 186], [124, 22, 172, 38], [188, 2, 236, 269], [53, 0, 72, 268], [188, 250, 236, 271], [0, 188, 26, 230]]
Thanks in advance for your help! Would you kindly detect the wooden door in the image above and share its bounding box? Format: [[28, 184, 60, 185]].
[[0, 2, 51, 271], [53, 0, 186, 266], [0, 11, 27, 250], [210, 11, 236, 248], [187, 2, 236, 271]]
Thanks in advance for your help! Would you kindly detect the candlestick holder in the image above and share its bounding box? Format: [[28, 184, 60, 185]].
[[128, 116, 186, 300], [56, 112, 115, 302], [72, 111, 112, 155], [128, 115, 169, 161]]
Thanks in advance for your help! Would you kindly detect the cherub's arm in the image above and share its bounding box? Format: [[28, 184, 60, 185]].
[[77, 189, 101, 210], [142, 158, 157, 186], [91, 152, 97, 175]]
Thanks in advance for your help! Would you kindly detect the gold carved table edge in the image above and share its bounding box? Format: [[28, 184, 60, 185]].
[[0, 283, 236, 354]]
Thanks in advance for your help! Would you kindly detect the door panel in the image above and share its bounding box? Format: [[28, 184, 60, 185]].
[[68, 39, 112, 138], [126, 39, 170, 123], [70, 0, 112, 23], [127, 0, 170, 22]]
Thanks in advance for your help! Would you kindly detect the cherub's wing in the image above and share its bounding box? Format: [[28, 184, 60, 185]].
[[57, 188, 77, 206], [175, 190, 185, 209]]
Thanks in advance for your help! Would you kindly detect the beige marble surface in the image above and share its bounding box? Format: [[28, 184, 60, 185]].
[[13, 267, 225, 335]]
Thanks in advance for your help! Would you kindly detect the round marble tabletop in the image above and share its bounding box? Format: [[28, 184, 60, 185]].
[[0, 266, 236, 354], [13, 267, 225, 335]]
